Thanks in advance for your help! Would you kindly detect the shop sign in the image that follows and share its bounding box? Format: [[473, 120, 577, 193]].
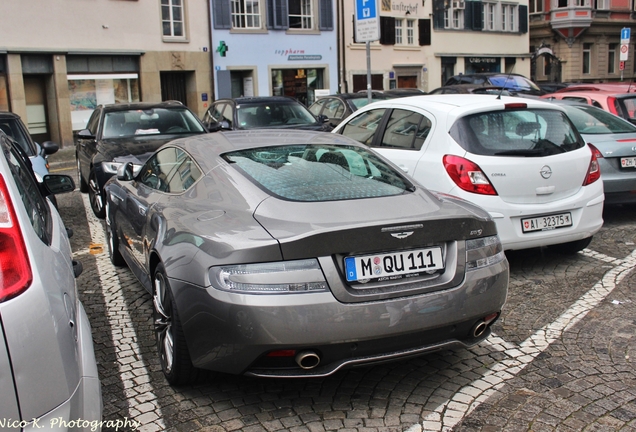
[[468, 57, 498, 64], [289, 55, 322, 61]]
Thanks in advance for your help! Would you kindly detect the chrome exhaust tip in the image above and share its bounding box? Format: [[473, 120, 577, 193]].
[[295, 351, 321, 369], [471, 320, 488, 338]]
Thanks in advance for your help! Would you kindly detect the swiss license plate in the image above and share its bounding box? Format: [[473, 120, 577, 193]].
[[621, 157, 636, 168], [344, 247, 444, 282], [521, 212, 572, 233]]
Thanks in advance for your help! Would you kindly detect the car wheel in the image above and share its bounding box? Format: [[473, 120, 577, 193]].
[[153, 263, 199, 385], [77, 156, 88, 193], [88, 170, 105, 218], [548, 237, 593, 254], [105, 200, 125, 267]]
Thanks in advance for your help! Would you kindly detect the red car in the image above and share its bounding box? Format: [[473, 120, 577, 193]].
[[542, 90, 636, 125]]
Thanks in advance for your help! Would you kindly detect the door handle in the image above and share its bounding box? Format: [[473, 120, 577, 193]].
[[398, 164, 409, 173]]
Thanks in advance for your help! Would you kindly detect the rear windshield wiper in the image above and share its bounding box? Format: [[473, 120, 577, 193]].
[[494, 149, 545, 157]]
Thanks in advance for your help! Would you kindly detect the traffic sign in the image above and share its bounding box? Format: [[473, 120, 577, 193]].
[[620, 61, 625, 71], [621, 43, 629, 61], [621, 27, 631, 44], [355, 0, 380, 42]]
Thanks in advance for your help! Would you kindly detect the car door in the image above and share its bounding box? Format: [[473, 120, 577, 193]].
[[119, 147, 190, 274], [338, 107, 434, 176], [76, 108, 101, 180]]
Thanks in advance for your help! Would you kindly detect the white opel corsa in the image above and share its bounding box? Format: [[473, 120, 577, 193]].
[[333, 95, 605, 252]]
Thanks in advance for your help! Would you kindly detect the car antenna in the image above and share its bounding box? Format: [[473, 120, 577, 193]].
[[496, 70, 515, 100]]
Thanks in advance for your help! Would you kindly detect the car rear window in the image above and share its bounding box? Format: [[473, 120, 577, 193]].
[[562, 105, 636, 134], [449, 108, 584, 157], [224, 144, 414, 202], [102, 108, 206, 138]]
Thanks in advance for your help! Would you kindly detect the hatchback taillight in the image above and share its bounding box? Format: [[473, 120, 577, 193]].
[[583, 144, 602, 186], [443, 155, 498, 195], [0, 174, 32, 302]]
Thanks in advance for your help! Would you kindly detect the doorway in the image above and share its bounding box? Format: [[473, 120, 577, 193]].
[[160, 72, 187, 104], [397, 75, 417, 88], [23, 75, 49, 143]]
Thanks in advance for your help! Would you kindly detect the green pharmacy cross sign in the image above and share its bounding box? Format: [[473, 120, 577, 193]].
[[216, 41, 228, 57]]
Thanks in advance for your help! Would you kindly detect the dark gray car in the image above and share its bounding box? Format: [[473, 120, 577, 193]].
[[104, 130, 509, 385]]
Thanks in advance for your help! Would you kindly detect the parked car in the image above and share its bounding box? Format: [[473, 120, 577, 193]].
[[541, 90, 636, 125], [428, 84, 513, 96], [381, 88, 427, 97], [549, 100, 636, 205], [76, 101, 208, 218], [0, 111, 59, 180], [308, 93, 391, 128], [333, 94, 604, 252], [0, 131, 102, 428], [202, 96, 332, 132], [444, 73, 544, 96], [551, 83, 636, 94], [104, 129, 509, 384]]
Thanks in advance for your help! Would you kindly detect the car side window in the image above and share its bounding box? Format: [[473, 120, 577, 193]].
[[379, 109, 431, 151], [309, 99, 326, 116], [323, 99, 345, 119], [206, 103, 228, 126], [3, 138, 51, 244], [86, 109, 101, 135], [139, 148, 201, 193], [339, 109, 387, 146]]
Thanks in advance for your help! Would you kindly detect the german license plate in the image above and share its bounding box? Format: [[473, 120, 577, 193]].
[[521, 212, 572, 233], [621, 157, 636, 168], [344, 247, 444, 282]]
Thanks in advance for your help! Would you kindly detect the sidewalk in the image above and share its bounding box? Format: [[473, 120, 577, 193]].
[[48, 145, 76, 170]]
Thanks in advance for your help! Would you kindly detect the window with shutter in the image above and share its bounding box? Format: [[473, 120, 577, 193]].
[[419, 19, 431, 45], [380, 16, 396, 45]]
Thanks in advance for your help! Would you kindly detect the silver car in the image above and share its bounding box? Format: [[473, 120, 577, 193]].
[[0, 133, 102, 429], [104, 130, 509, 385]]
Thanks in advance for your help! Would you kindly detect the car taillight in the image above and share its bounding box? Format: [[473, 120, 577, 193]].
[[608, 96, 619, 116], [443, 155, 498, 195], [0, 174, 32, 302], [583, 144, 602, 186]]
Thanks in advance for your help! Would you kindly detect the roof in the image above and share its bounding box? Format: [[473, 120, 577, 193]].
[[223, 96, 301, 105]]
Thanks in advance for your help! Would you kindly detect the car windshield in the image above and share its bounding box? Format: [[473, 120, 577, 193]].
[[102, 108, 206, 138], [0, 118, 35, 156], [224, 144, 414, 201], [450, 108, 584, 157], [236, 102, 318, 129], [562, 105, 636, 134]]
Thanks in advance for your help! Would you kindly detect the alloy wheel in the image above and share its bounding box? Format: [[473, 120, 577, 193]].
[[153, 272, 174, 374]]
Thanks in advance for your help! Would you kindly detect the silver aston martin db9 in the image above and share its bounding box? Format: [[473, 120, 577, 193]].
[[104, 130, 509, 385]]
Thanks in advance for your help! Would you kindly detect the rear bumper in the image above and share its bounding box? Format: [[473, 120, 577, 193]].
[[172, 259, 509, 376], [478, 185, 604, 251]]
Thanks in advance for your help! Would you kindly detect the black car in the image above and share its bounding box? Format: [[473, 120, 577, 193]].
[[428, 84, 513, 96], [308, 93, 390, 128], [202, 96, 331, 132], [444, 73, 544, 96], [0, 112, 59, 180], [75, 101, 207, 218]]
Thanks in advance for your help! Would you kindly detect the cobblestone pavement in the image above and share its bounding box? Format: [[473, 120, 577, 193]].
[[51, 156, 636, 432]]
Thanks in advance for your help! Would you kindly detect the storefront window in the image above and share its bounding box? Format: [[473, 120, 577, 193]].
[[271, 68, 324, 106], [68, 74, 140, 130]]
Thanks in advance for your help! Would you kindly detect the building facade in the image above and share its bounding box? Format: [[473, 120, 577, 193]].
[[209, 0, 338, 106], [0, 0, 211, 147], [530, 0, 636, 84], [339, 0, 532, 93]]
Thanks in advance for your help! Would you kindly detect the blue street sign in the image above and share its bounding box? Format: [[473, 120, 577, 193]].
[[356, 0, 377, 20], [621, 28, 631, 41]]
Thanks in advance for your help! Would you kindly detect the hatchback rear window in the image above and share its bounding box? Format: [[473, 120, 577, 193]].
[[450, 108, 584, 157], [224, 144, 414, 202]]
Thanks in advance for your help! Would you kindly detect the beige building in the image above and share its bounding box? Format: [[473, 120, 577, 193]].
[[0, 0, 212, 148], [338, 0, 532, 92]]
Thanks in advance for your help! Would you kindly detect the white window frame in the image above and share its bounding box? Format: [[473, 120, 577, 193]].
[[161, 0, 186, 40], [608, 43, 617, 74], [530, 0, 543, 13], [231, 0, 262, 29], [595, 0, 609, 8], [396, 18, 404, 44], [406, 19, 415, 44], [289, 0, 314, 30], [583, 43, 592, 74], [483, 2, 496, 30], [501, 4, 517, 32], [444, 6, 464, 29]]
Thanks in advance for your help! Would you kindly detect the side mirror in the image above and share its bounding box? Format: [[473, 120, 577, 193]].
[[117, 162, 135, 181], [77, 129, 95, 139], [41, 141, 59, 156], [220, 120, 232, 130], [42, 174, 75, 195], [317, 114, 329, 124]]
